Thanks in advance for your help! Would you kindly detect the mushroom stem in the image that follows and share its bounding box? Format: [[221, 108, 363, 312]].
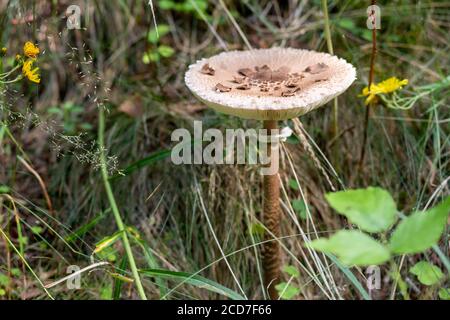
[[262, 120, 281, 300]]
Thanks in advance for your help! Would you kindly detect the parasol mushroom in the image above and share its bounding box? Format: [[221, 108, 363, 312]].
[[185, 47, 356, 299]]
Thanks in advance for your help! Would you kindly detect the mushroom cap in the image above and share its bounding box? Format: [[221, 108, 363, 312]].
[[185, 47, 356, 120]]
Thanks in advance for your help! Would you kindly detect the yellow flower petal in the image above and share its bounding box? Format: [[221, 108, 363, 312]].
[[22, 59, 40, 84], [23, 42, 40, 58], [360, 77, 408, 105], [377, 77, 408, 93]]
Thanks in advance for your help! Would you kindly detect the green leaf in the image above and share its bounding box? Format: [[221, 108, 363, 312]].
[[147, 24, 170, 44], [389, 196, 450, 254], [275, 282, 300, 300], [10, 268, 21, 277], [325, 187, 397, 233], [140, 269, 244, 300], [157, 45, 175, 58], [18, 236, 28, 246], [47, 107, 62, 115], [362, 30, 373, 41], [0, 273, 10, 287], [142, 53, 151, 64], [100, 285, 113, 300], [308, 230, 390, 266], [292, 199, 307, 219], [439, 288, 450, 300], [31, 226, 43, 234], [248, 222, 265, 237], [96, 246, 117, 262], [288, 179, 299, 190], [159, 0, 175, 10], [143, 51, 160, 64], [283, 265, 299, 278], [337, 18, 356, 30], [410, 261, 444, 286], [0, 185, 10, 194]]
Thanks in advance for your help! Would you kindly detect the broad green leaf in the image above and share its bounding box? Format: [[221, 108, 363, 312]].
[[140, 269, 244, 300], [248, 222, 265, 237], [30, 226, 43, 234], [389, 197, 450, 254], [0, 185, 10, 194], [10, 268, 21, 277], [96, 246, 117, 262], [0, 273, 10, 287], [410, 261, 444, 286], [308, 230, 390, 266], [283, 265, 299, 278], [325, 187, 397, 233], [159, 0, 175, 10], [142, 53, 151, 64], [337, 18, 356, 30], [147, 24, 170, 44], [292, 199, 307, 220], [439, 288, 450, 300], [288, 179, 299, 190], [275, 282, 300, 300], [100, 285, 113, 300], [157, 45, 175, 58]]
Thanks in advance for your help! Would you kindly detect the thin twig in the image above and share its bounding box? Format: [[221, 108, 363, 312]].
[[321, 0, 339, 139], [359, 0, 378, 170], [17, 156, 53, 214]]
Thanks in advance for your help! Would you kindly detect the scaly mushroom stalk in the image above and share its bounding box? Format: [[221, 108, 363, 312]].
[[262, 119, 281, 299]]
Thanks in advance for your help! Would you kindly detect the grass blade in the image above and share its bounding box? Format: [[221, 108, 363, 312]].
[[140, 268, 245, 300]]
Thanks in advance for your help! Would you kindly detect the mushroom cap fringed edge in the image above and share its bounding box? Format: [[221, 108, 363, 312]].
[[185, 47, 357, 120]]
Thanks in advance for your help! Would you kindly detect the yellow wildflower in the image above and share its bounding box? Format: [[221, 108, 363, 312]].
[[377, 77, 409, 93], [22, 59, 40, 84], [361, 83, 383, 105], [15, 54, 21, 61], [361, 77, 408, 105], [1, 47, 6, 57], [23, 42, 40, 58]]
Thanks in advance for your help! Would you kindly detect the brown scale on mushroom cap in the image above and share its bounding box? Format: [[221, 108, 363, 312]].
[[304, 62, 329, 74], [200, 63, 215, 75], [207, 63, 328, 98], [206, 62, 335, 98], [215, 83, 231, 92]]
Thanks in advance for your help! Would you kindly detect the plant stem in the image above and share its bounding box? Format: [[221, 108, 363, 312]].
[[98, 106, 147, 300], [359, 0, 377, 170], [321, 0, 339, 138], [262, 120, 281, 299]]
